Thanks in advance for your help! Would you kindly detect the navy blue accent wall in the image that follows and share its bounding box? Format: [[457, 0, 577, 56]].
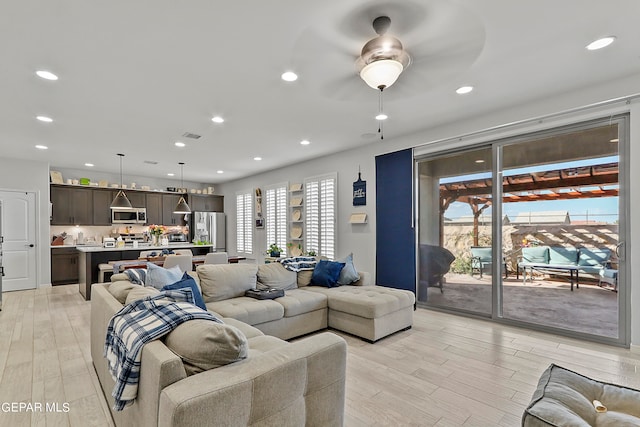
[[375, 149, 416, 293]]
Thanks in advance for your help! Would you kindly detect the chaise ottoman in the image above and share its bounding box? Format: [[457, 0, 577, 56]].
[[523, 363, 640, 426], [307, 285, 415, 342]]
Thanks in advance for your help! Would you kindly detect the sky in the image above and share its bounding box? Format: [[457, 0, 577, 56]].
[[441, 155, 619, 224]]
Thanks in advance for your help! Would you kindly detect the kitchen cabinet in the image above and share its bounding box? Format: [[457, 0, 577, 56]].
[[162, 193, 187, 226], [127, 191, 146, 208], [92, 189, 114, 225], [51, 186, 93, 225], [51, 248, 79, 285], [145, 193, 163, 225], [188, 194, 224, 212]]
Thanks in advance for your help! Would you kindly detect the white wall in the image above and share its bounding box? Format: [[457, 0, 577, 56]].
[[219, 73, 640, 345], [0, 157, 51, 286]]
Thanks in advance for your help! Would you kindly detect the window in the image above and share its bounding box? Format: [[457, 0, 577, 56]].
[[236, 191, 253, 254], [305, 173, 336, 259], [265, 183, 288, 256]]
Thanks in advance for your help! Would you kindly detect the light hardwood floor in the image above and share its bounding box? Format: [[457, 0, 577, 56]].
[[1, 285, 639, 427]]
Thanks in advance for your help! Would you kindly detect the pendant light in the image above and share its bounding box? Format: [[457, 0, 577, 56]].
[[110, 153, 133, 209], [173, 162, 191, 214]]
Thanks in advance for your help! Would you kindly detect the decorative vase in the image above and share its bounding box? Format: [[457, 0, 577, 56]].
[[152, 235, 159, 246], [270, 251, 280, 258]]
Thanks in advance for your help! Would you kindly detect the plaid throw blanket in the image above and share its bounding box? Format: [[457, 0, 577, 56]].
[[278, 256, 317, 272], [104, 289, 222, 411]]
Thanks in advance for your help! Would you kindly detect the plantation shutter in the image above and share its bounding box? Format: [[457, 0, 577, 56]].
[[305, 174, 336, 258], [265, 184, 288, 256], [236, 192, 253, 254]]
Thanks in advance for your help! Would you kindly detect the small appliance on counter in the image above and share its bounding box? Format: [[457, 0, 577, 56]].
[[103, 237, 116, 248], [168, 232, 187, 243]]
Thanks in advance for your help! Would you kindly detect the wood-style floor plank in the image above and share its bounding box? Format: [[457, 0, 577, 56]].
[[1, 284, 639, 426]]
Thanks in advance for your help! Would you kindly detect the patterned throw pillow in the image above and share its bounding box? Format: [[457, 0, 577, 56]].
[[124, 268, 147, 285]]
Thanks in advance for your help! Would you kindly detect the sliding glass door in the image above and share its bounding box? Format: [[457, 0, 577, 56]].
[[416, 115, 628, 344]]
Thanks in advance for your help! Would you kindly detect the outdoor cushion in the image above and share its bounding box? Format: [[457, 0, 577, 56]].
[[471, 246, 492, 263], [548, 247, 579, 265], [522, 246, 550, 264], [523, 363, 640, 426], [578, 248, 611, 267]]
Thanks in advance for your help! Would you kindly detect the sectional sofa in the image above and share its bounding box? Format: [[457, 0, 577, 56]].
[[90, 261, 415, 426]]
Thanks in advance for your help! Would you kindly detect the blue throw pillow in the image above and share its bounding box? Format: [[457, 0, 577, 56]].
[[311, 260, 345, 288], [124, 268, 147, 285], [146, 262, 183, 289], [162, 272, 206, 310], [336, 253, 360, 285]]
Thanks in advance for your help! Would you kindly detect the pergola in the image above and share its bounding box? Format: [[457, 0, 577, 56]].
[[439, 162, 619, 246]]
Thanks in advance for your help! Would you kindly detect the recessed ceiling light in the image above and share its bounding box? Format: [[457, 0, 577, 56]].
[[300, 140, 311, 145], [281, 71, 298, 82], [211, 116, 224, 124], [85, 163, 94, 167], [217, 170, 224, 174], [35, 145, 48, 150], [36, 70, 58, 81], [586, 36, 616, 50], [167, 173, 175, 177], [174, 141, 186, 147], [36, 115, 53, 123], [456, 86, 474, 94], [475, 159, 485, 163], [253, 157, 262, 161], [375, 113, 388, 121]]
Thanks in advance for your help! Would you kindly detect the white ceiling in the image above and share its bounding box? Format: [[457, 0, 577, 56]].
[[2, 0, 640, 183]]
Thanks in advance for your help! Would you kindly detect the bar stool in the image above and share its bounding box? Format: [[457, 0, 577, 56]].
[[98, 263, 114, 283]]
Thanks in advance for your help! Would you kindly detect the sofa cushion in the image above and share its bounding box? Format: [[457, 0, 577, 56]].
[[522, 246, 550, 264], [197, 264, 258, 302], [275, 289, 327, 318], [297, 270, 313, 287], [311, 260, 345, 288], [162, 272, 207, 310], [257, 262, 297, 290], [307, 285, 415, 319], [246, 335, 289, 357], [206, 297, 284, 325], [523, 363, 640, 426], [221, 317, 264, 339], [125, 286, 160, 305], [108, 280, 138, 304], [578, 248, 611, 267], [163, 319, 248, 376], [110, 272, 129, 282], [336, 253, 360, 285], [548, 247, 579, 265], [146, 263, 183, 289]]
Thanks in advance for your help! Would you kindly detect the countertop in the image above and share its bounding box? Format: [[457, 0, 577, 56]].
[[53, 243, 214, 252]]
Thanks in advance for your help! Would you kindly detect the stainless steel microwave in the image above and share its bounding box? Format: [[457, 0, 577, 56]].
[[111, 208, 147, 224]]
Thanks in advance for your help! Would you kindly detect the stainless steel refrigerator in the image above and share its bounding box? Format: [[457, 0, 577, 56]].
[[190, 212, 226, 251]]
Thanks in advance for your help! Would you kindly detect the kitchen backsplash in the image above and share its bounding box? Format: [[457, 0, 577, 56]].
[[50, 224, 188, 245]]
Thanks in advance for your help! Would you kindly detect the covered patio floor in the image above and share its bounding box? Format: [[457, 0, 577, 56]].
[[424, 273, 618, 338]]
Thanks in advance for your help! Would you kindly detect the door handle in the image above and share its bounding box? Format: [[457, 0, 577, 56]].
[[616, 242, 625, 261]]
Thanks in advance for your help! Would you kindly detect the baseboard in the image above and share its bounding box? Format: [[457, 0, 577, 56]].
[[631, 344, 640, 354]]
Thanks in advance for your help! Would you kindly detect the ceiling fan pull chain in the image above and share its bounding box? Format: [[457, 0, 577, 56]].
[[379, 88, 384, 140]]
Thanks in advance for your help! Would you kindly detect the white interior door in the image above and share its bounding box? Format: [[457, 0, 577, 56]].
[[0, 191, 37, 291]]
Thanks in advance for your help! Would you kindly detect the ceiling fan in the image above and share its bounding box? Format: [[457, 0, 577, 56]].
[[290, 0, 486, 101]]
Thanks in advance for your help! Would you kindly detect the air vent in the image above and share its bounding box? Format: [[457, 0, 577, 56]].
[[182, 132, 201, 139], [144, 160, 158, 165]]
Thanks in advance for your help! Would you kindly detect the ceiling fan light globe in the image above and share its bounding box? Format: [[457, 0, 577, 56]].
[[360, 59, 404, 90]]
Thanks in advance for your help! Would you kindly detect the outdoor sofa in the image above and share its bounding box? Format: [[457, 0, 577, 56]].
[[516, 246, 612, 291]]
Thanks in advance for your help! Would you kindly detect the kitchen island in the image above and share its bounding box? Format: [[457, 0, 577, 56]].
[[77, 243, 214, 300]]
